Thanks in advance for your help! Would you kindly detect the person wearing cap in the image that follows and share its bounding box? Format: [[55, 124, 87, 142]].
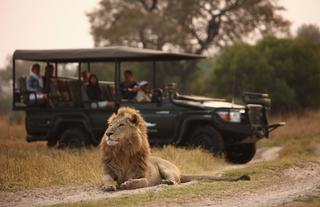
[[135, 81, 152, 103], [120, 70, 138, 100]]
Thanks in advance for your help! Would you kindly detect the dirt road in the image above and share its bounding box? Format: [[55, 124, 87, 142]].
[[1, 147, 319, 207]]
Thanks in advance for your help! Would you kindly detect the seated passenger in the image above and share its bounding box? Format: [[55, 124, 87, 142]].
[[26, 64, 47, 102], [135, 81, 152, 103], [86, 74, 115, 108], [81, 71, 90, 84], [120, 70, 138, 100], [43, 64, 55, 93], [163, 82, 177, 98]]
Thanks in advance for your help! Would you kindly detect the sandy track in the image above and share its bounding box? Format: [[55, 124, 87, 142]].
[[3, 146, 319, 207], [180, 163, 320, 207]]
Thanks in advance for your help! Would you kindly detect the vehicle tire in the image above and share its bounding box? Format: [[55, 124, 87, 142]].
[[187, 125, 224, 154], [225, 143, 256, 164], [47, 138, 58, 148], [58, 128, 90, 148]]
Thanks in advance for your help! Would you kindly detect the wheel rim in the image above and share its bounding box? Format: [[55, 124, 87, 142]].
[[194, 132, 217, 152]]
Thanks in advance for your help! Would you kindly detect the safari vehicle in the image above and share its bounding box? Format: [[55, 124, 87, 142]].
[[12, 47, 284, 164]]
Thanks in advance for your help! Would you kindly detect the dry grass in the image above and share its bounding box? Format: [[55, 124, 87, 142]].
[[0, 116, 25, 140], [0, 141, 101, 191], [1, 111, 320, 192], [0, 117, 225, 191], [259, 110, 320, 158]]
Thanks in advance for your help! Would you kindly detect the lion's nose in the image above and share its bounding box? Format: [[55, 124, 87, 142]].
[[106, 132, 113, 137]]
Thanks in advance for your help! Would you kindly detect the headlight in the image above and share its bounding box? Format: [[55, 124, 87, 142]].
[[217, 109, 243, 123]]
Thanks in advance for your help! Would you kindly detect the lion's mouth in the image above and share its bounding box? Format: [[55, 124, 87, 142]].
[[106, 136, 119, 146]]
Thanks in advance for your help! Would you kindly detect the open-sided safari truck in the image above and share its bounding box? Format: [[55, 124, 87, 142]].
[[12, 47, 284, 164]]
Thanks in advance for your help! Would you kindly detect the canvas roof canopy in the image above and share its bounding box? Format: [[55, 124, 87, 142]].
[[13, 46, 206, 62]]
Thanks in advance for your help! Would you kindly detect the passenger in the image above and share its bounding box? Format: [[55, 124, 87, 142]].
[[43, 64, 54, 93], [26, 63, 46, 101], [163, 82, 177, 98], [120, 70, 138, 100], [86, 74, 115, 108], [135, 81, 152, 103], [81, 71, 90, 83]]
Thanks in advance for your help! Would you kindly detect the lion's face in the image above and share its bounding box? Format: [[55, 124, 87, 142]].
[[103, 112, 141, 147]]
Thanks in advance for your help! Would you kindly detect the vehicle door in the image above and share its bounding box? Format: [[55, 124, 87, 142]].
[[123, 102, 184, 145]]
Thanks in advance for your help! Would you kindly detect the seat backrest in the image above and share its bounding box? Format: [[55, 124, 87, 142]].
[[81, 84, 89, 101], [67, 80, 82, 107], [101, 84, 115, 101]]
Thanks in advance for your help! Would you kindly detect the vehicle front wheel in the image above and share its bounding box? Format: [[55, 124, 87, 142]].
[[187, 125, 224, 154], [58, 128, 90, 148], [225, 143, 256, 164]]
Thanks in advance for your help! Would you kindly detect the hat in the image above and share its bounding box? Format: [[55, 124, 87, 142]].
[[138, 81, 149, 87]]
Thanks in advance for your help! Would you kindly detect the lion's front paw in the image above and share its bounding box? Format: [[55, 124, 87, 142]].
[[119, 180, 131, 190], [161, 179, 176, 185], [101, 185, 117, 192]]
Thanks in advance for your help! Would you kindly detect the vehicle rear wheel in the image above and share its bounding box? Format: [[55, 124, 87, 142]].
[[225, 143, 256, 164], [58, 128, 90, 148], [187, 125, 224, 154]]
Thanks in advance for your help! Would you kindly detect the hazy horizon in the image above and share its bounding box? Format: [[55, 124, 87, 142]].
[[0, 0, 319, 68]]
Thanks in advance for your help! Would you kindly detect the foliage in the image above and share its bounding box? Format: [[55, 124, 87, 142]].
[[203, 36, 320, 111], [297, 24, 320, 44], [87, 0, 289, 91]]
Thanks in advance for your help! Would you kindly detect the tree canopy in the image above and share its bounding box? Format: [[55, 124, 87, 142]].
[[204, 36, 320, 111], [88, 0, 289, 54], [297, 24, 320, 44], [87, 0, 289, 91]]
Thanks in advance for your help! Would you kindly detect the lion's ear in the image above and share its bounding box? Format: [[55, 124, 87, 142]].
[[107, 113, 117, 125], [129, 114, 138, 125]]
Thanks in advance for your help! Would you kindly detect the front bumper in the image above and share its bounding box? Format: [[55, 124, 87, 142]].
[[215, 104, 285, 145]]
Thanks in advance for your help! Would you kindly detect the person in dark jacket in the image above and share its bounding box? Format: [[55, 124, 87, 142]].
[[86, 74, 115, 108], [120, 70, 138, 100], [43, 64, 54, 93]]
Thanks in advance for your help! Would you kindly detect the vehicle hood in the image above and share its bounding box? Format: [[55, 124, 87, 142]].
[[172, 95, 245, 109], [201, 101, 245, 109], [172, 99, 245, 110]]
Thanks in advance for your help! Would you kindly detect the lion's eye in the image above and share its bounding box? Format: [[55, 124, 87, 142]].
[[118, 123, 125, 127]]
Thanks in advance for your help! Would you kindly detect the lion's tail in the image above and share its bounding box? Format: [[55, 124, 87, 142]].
[[180, 174, 250, 183]]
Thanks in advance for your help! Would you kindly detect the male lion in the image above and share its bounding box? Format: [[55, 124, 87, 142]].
[[100, 107, 249, 191]]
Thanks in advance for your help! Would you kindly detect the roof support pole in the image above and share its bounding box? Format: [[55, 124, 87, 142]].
[[54, 62, 58, 77], [12, 58, 16, 109], [153, 61, 156, 89], [78, 62, 81, 81], [87, 62, 91, 73], [115, 61, 121, 109], [78, 62, 82, 107]]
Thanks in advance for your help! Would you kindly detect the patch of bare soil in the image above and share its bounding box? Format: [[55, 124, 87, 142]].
[[0, 181, 196, 207], [179, 162, 320, 207], [3, 146, 318, 207]]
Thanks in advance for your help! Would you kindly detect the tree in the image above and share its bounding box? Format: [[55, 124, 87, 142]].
[[87, 0, 289, 91], [297, 24, 320, 44], [206, 36, 320, 111]]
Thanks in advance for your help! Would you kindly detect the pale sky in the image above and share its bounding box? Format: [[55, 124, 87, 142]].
[[0, 0, 319, 68]]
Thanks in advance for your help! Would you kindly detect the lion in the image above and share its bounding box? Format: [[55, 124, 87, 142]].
[[100, 107, 249, 191]]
